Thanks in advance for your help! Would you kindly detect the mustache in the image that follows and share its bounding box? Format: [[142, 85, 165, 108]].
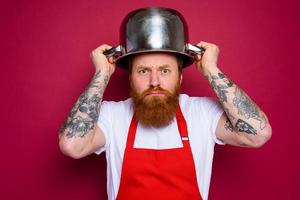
[[141, 87, 173, 98]]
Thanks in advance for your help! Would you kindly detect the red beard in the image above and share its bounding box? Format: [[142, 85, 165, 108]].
[[130, 81, 180, 127]]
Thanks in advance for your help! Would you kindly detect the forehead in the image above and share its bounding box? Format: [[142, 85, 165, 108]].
[[131, 52, 178, 69]]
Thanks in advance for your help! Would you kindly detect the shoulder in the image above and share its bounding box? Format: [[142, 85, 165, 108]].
[[99, 98, 134, 123], [179, 94, 223, 124], [101, 98, 133, 112], [179, 94, 220, 110]]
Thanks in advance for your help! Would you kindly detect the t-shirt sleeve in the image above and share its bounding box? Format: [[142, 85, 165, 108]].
[[94, 101, 112, 155], [202, 97, 225, 145]]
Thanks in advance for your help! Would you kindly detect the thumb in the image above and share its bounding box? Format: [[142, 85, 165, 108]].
[[194, 54, 202, 62], [108, 56, 115, 64]]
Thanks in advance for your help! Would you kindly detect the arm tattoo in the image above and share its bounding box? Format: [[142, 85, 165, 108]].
[[224, 119, 234, 132], [60, 71, 108, 138], [224, 118, 257, 135], [207, 71, 265, 135], [218, 72, 233, 87], [207, 72, 233, 102], [235, 119, 257, 135], [233, 87, 266, 130]]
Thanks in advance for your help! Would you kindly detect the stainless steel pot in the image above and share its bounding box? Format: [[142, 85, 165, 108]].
[[104, 7, 204, 69]]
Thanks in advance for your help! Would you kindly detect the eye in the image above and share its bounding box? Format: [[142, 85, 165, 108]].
[[161, 68, 170, 74], [138, 68, 149, 75]]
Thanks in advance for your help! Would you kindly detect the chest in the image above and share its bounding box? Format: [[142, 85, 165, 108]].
[[134, 120, 184, 149]]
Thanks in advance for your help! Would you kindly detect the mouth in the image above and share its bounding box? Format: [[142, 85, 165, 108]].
[[144, 91, 166, 97]]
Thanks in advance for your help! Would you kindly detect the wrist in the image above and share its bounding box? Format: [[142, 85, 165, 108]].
[[95, 68, 112, 77], [202, 65, 219, 76]]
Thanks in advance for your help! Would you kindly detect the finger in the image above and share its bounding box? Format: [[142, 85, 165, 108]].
[[195, 61, 202, 71], [94, 44, 113, 53], [196, 41, 214, 50]]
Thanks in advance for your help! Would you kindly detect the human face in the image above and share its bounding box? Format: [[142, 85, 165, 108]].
[[129, 53, 182, 127], [130, 53, 182, 98]]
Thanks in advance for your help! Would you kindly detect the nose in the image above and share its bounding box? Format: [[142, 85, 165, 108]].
[[149, 70, 160, 87]]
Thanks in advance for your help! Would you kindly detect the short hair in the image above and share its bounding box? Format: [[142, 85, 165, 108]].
[[127, 53, 184, 73]]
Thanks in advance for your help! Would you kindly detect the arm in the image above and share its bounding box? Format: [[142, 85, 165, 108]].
[[195, 41, 272, 147], [59, 44, 115, 158]]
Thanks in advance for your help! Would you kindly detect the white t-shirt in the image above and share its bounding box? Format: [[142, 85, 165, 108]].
[[95, 94, 224, 200]]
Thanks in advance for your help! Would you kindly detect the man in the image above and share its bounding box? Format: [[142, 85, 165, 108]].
[[59, 41, 272, 200]]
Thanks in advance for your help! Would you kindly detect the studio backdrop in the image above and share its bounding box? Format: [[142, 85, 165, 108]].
[[1, 0, 299, 199]]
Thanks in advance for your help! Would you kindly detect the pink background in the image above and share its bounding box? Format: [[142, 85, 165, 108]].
[[1, 0, 299, 199]]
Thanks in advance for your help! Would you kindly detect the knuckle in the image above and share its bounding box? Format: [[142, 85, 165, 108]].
[[92, 50, 97, 55], [213, 44, 219, 52], [90, 52, 94, 58]]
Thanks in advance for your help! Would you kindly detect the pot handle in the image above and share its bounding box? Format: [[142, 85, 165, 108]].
[[103, 45, 122, 57], [187, 43, 205, 55]]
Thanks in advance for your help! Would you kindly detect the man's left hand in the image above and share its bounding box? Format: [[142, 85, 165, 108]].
[[194, 41, 219, 75]]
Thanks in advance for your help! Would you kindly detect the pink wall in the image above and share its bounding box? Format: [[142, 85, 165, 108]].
[[1, 0, 299, 199]]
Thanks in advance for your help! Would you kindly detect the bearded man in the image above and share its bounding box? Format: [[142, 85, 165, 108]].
[[59, 8, 272, 200]]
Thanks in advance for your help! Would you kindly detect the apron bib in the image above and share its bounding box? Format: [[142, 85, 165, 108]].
[[116, 106, 202, 200]]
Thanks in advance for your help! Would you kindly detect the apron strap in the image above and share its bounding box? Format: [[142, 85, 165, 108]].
[[176, 106, 190, 147]]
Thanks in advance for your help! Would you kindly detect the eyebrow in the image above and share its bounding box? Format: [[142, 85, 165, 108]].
[[158, 65, 171, 70], [136, 64, 171, 70]]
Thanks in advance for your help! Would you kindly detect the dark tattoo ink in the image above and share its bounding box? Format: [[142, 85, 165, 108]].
[[65, 116, 94, 138], [207, 72, 233, 103], [233, 87, 266, 130], [218, 72, 233, 87], [209, 75, 229, 102], [224, 119, 234, 132], [60, 71, 106, 138], [235, 119, 257, 135]]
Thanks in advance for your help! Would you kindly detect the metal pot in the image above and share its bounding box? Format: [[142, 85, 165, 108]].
[[104, 7, 204, 69]]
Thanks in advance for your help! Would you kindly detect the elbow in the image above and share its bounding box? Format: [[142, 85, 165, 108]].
[[59, 136, 85, 159], [249, 123, 272, 148]]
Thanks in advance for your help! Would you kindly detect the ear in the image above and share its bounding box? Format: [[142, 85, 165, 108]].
[[180, 74, 183, 85]]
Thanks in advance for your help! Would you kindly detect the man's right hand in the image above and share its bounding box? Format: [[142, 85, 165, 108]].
[[90, 44, 116, 76]]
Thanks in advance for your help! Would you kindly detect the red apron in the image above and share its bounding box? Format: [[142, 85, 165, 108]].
[[116, 106, 202, 200]]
